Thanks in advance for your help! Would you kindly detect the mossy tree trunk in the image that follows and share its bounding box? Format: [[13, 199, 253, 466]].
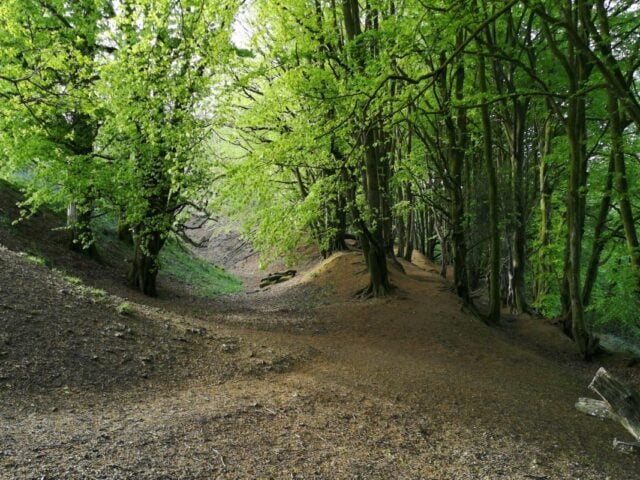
[[540, 0, 596, 358], [534, 115, 555, 306], [477, 47, 500, 324], [439, 37, 472, 304]]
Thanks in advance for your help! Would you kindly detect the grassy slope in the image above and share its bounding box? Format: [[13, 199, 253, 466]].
[[159, 237, 242, 296]]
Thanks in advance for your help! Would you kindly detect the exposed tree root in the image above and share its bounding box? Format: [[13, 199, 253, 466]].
[[354, 282, 396, 299]]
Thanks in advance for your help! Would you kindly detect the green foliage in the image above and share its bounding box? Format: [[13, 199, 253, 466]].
[[0, 0, 239, 292], [588, 241, 640, 335], [0, 0, 107, 219], [94, 0, 237, 241], [117, 302, 133, 316]]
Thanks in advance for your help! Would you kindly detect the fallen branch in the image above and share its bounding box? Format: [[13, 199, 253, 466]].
[[259, 270, 296, 288], [576, 367, 640, 452]]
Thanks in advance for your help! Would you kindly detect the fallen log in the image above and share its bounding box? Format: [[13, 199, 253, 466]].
[[259, 270, 297, 288], [576, 367, 640, 451]]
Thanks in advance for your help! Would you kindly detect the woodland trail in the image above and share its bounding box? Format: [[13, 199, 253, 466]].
[[126, 248, 640, 478], [1, 239, 640, 478]]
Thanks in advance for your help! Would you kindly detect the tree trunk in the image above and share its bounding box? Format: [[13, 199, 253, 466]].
[[559, 234, 572, 336], [487, 12, 530, 315], [396, 194, 406, 258], [507, 100, 529, 315], [608, 92, 640, 289], [403, 184, 414, 262], [342, 0, 391, 295], [438, 36, 472, 304], [566, 80, 595, 359], [432, 211, 448, 278], [534, 116, 554, 306], [360, 229, 391, 297], [426, 209, 437, 260], [67, 203, 98, 257], [450, 98, 470, 298], [477, 48, 500, 324], [541, 0, 596, 357], [416, 206, 426, 256], [128, 230, 165, 297], [362, 128, 392, 295], [327, 206, 349, 254], [567, 138, 593, 358], [582, 154, 614, 307]]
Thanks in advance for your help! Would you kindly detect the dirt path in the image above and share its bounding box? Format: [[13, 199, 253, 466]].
[[207, 251, 640, 479], [2, 235, 640, 478]]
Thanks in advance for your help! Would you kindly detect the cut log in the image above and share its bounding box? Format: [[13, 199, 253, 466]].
[[259, 270, 297, 288], [575, 397, 619, 421], [589, 368, 640, 441], [575, 367, 640, 451]]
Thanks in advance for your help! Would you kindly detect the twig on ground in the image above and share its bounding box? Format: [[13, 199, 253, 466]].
[[212, 448, 226, 468]]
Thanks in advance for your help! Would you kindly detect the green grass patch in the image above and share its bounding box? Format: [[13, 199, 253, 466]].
[[63, 274, 83, 285], [117, 301, 133, 316], [25, 254, 47, 266], [160, 236, 243, 297], [79, 285, 108, 299]]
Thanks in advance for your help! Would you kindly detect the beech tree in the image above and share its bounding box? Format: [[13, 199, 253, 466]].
[[95, 0, 236, 295], [0, 0, 236, 295]]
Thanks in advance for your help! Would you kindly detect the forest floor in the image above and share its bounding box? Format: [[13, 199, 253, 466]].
[[1, 191, 640, 479]]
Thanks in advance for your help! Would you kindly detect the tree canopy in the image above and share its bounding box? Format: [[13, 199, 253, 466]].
[[1, 0, 640, 357]]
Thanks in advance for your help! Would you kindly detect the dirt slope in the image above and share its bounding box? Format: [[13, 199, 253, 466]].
[[0, 198, 639, 478]]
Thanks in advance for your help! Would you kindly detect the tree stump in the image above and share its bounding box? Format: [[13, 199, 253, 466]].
[[576, 367, 640, 451]]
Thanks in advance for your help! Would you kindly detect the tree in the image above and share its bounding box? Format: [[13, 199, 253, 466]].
[[94, 0, 236, 295]]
